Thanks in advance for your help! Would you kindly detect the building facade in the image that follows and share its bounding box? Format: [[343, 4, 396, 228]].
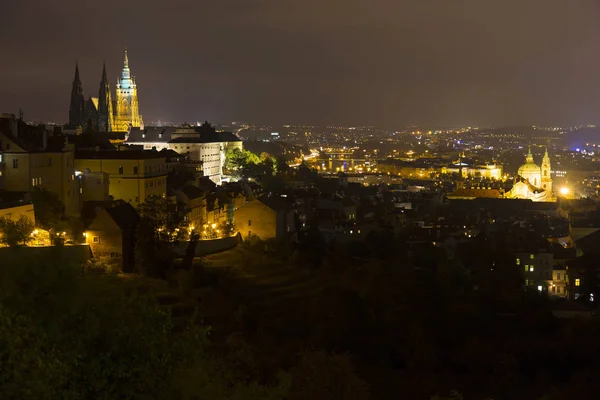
[[75, 150, 166, 207], [0, 114, 80, 216], [0, 202, 35, 224], [516, 251, 554, 291], [126, 122, 243, 185], [84, 202, 138, 272], [233, 196, 295, 240], [173, 185, 207, 230]]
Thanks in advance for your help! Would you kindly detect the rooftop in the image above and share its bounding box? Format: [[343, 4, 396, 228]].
[[75, 149, 166, 160], [126, 122, 242, 145]]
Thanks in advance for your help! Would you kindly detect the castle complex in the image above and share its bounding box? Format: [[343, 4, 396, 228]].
[[68, 49, 143, 132]]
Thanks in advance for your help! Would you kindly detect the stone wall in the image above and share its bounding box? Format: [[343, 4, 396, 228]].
[[171, 233, 241, 258]]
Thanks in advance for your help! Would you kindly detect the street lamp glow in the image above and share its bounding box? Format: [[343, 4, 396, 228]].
[[559, 187, 570, 196]]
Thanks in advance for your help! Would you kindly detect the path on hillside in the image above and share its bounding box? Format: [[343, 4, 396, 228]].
[[200, 247, 331, 307]]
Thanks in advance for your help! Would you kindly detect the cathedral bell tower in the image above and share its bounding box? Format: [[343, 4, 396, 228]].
[[115, 49, 143, 132], [541, 147, 553, 196]]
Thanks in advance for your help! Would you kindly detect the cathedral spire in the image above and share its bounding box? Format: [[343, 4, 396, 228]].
[[68, 62, 85, 129], [115, 48, 143, 131], [120, 48, 131, 81], [72, 62, 83, 94], [101, 61, 108, 83], [98, 61, 114, 132], [74, 62, 81, 85]]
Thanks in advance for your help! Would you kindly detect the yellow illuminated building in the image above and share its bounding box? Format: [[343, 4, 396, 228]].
[[505, 147, 554, 202], [0, 114, 79, 216], [68, 51, 143, 133], [0, 203, 35, 224], [75, 150, 166, 206], [114, 49, 143, 132], [443, 153, 503, 179]]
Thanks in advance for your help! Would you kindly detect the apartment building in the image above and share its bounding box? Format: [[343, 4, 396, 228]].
[[0, 113, 79, 216], [75, 150, 167, 207]]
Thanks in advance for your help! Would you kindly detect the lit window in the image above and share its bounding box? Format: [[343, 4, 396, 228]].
[[530, 266, 534, 272], [538, 286, 543, 292], [575, 279, 580, 287], [525, 279, 529, 286], [524, 265, 528, 272], [93, 236, 100, 243], [530, 254, 534, 259], [516, 258, 521, 265], [557, 273, 561, 280]]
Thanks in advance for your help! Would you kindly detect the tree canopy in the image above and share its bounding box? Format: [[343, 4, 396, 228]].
[[135, 195, 189, 277], [0, 253, 371, 399], [31, 187, 64, 230], [0, 216, 34, 247]]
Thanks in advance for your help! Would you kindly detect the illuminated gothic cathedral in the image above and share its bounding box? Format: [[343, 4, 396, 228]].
[[68, 49, 143, 132]]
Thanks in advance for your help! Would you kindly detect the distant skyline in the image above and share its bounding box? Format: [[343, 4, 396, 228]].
[[2, 0, 600, 127]]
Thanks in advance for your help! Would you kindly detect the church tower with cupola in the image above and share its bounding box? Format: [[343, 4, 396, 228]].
[[517, 146, 541, 187], [114, 49, 143, 132], [506, 146, 555, 202], [541, 148, 553, 196]]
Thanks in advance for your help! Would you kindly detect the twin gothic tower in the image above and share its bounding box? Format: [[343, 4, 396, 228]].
[[68, 49, 143, 132]]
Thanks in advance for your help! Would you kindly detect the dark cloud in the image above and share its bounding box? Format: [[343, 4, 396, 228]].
[[2, 0, 600, 126]]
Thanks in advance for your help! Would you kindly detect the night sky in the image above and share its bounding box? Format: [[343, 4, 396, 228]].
[[2, 0, 600, 127]]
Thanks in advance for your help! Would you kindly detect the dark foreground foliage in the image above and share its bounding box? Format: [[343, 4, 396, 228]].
[[0, 252, 368, 400]]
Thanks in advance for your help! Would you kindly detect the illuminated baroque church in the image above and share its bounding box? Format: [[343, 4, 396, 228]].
[[505, 147, 554, 202], [68, 49, 143, 132]]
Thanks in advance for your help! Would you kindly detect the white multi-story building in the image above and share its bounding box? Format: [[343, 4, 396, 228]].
[[125, 121, 243, 184]]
